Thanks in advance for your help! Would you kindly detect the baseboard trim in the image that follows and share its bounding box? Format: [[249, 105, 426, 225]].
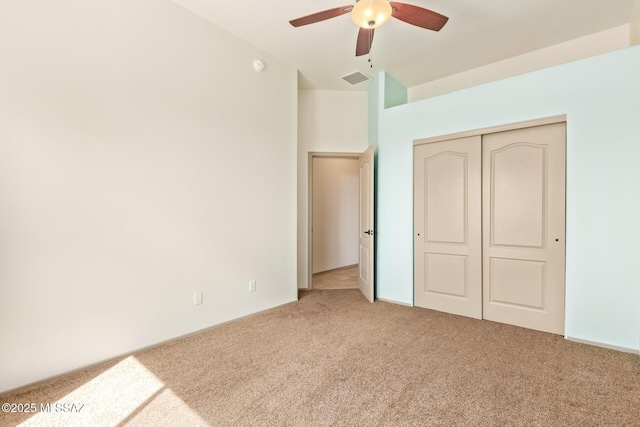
[[565, 336, 640, 355], [376, 297, 413, 307], [313, 264, 358, 276]]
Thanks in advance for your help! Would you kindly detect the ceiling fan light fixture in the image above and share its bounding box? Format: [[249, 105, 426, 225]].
[[351, 0, 392, 29]]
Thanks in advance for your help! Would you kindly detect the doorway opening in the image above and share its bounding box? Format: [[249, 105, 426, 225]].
[[309, 154, 360, 290], [308, 148, 375, 302]]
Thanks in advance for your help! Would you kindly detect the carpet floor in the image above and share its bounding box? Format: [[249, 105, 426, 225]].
[[1, 289, 639, 426]]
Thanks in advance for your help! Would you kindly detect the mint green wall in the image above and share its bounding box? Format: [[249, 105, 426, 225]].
[[374, 46, 640, 351], [370, 74, 408, 301], [368, 77, 381, 148], [384, 74, 408, 109], [369, 73, 408, 146]]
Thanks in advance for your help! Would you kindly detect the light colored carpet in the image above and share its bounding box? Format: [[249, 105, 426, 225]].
[[312, 265, 358, 290], [2, 289, 639, 426]]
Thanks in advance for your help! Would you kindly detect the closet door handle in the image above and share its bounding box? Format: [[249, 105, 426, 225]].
[[363, 230, 373, 235]]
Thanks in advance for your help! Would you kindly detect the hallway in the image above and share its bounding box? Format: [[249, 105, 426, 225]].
[[312, 265, 358, 290]]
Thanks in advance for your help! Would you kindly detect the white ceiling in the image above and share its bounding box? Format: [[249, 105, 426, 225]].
[[171, 0, 637, 91]]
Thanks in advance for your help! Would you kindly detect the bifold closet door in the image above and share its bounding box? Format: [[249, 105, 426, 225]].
[[414, 136, 482, 319], [482, 123, 566, 334]]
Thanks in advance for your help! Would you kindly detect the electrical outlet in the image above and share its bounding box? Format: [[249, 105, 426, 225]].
[[194, 291, 203, 305], [249, 280, 256, 292]]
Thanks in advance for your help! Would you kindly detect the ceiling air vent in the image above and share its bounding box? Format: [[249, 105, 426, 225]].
[[341, 71, 371, 85]]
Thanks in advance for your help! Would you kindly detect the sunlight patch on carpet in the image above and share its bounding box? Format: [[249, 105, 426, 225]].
[[19, 356, 207, 426]]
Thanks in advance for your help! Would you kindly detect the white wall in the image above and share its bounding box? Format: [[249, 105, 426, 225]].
[[408, 25, 631, 102], [0, 0, 298, 393], [297, 90, 368, 288], [374, 46, 640, 352], [312, 157, 359, 274]]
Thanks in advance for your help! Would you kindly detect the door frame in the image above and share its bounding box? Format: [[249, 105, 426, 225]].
[[413, 115, 566, 146], [308, 151, 361, 290]]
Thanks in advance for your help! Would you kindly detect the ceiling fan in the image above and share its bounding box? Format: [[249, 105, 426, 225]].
[[289, 0, 448, 56]]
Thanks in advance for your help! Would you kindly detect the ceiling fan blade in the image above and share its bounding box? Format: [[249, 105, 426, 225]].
[[390, 2, 448, 31], [356, 28, 374, 56], [289, 5, 354, 27]]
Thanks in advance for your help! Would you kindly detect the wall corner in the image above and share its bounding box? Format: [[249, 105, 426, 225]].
[[384, 73, 408, 109]]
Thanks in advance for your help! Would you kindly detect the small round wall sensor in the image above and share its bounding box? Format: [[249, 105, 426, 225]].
[[253, 59, 265, 72]]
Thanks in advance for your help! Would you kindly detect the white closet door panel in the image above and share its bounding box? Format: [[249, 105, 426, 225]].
[[482, 123, 566, 334], [426, 153, 467, 244], [491, 144, 546, 248], [414, 136, 482, 319]]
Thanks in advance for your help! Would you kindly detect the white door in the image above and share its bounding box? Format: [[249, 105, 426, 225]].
[[358, 146, 375, 302], [414, 136, 482, 318], [482, 123, 566, 334]]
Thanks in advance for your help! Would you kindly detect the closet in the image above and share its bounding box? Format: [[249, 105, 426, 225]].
[[413, 120, 566, 334]]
